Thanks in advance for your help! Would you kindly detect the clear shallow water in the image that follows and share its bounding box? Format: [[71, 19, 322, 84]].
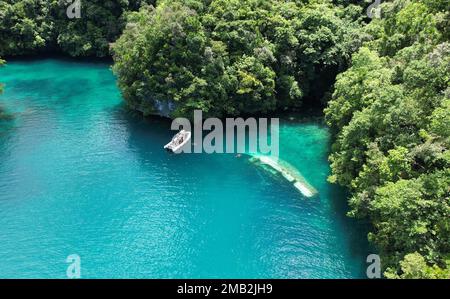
[[0, 58, 370, 278]]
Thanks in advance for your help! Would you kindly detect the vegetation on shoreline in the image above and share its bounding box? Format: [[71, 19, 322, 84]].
[[112, 0, 367, 117], [324, 0, 449, 278], [0, 0, 448, 278], [0, 0, 155, 57]]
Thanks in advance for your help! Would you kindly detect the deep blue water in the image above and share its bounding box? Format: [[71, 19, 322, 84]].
[[0, 59, 370, 278]]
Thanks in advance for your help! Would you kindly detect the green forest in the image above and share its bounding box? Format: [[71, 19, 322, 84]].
[[0, 0, 448, 278]]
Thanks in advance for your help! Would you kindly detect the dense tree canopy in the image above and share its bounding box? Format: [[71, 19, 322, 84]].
[[0, 0, 448, 278], [112, 0, 366, 117], [0, 0, 155, 57], [324, 0, 449, 278]]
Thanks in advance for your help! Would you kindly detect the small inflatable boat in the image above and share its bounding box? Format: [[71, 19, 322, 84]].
[[164, 130, 191, 153]]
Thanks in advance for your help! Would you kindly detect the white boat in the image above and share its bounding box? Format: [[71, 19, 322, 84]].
[[164, 130, 191, 153]]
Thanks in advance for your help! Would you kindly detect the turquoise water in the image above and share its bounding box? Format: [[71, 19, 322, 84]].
[[0, 59, 370, 278]]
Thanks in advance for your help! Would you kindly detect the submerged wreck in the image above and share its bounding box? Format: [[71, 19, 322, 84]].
[[249, 154, 318, 198]]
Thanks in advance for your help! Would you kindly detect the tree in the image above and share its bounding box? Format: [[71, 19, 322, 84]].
[[385, 252, 450, 279], [0, 0, 155, 57], [324, 0, 450, 277]]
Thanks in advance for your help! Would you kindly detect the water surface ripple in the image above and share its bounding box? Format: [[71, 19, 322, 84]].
[[0, 59, 370, 278]]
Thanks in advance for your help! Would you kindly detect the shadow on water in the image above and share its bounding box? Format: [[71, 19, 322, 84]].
[[0, 108, 17, 196], [111, 104, 173, 142], [327, 184, 375, 277], [3, 52, 113, 64], [0, 108, 13, 122], [320, 117, 375, 277], [109, 103, 174, 161], [8, 78, 93, 102]]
